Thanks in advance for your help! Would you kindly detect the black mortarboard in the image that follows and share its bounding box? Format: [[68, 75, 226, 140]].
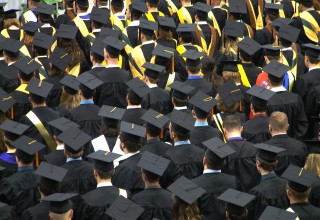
[[98, 105, 126, 120], [167, 176, 205, 204], [218, 189, 255, 215], [59, 74, 80, 93], [263, 60, 290, 79], [301, 139, 320, 154], [90, 6, 109, 24], [264, 3, 283, 17], [157, 16, 176, 29], [169, 81, 195, 100], [126, 78, 151, 98], [13, 57, 41, 75], [152, 45, 174, 59], [90, 37, 105, 57], [258, 206, 298, 220], [41, 193, 78, 214], [238, 37, 261, 56], [193, 2, 213, 13], [103, 36, 126, 56], [170, 109, 195, 133], [33, 32, 55, 50], [137, 151, 170, 176], [282, 165, 318, 192], [13, 135, 46, 156], [111, 0, 124, 8], [224, 20, 245, 38], [21, 22, 43, 36], [221, 60, 239, 72], [203, 137, 235, 161], [261, 44, 282, 57], [189, 90, 217, 113], [131, 0, 147, 13], [0, 88, 15, 113], [57, 127, 92, 154], [271, 18, 292, 30], [48, 117, 80, 132], [36, 3, 55, 15], [0, 202, 7, 209], [142, 62, 165, 79], [277, 24, 300, 43], [49, 47, 71, 71], [139, 19, 158, 36], [246, 85, 275, 107], [218, 81, 244, 108], [3, 9, 20, 19], [254, 143, 285, 163], [26, 77, 53, 98], [36, 162, 68, 182], [141, 109, 169, 129], [106, 196, 144, 220], [87, 150, 121, 172], [0, 38, 23, 53], [120, 121, 146, 138], [77, 72, 103, 90], [302, 43, 320, 58], [0, 119, 29, 141], [176, 24, 196, 33], [76, 0, 89, 6], [181, 50, 205, 67], [228, 0, 247, 14], [56, 24, 78, 40], [99, 27, 121, 40]]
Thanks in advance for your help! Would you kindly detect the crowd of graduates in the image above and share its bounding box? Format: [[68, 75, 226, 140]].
[[0, 0, 320, 219]]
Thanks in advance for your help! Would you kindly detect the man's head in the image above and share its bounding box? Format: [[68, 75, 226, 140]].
[[223, 115, 242, 137], [269, 111, 289, 135], [146, 0, 159, 9], [169, 110, 195, 142], [111, 0, 124, 13], [303, 44, 320, 68], [75, 0, 89, 13]]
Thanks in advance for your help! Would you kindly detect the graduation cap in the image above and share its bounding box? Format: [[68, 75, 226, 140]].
[[176, 24, 197, 33], [277, 24, 300, 43], [137, 151, 170, 176], [139, 19, 158, 36], [254, 143, 285, 163], [264, 3, 283, 16], [261, 44, 282, 57], [217, 81, 244, 108], [77, 71, 103, 90], [228, 0, 247, 14], [157, 16, 176, 30], [193, 2, 213, 13], [103, 36, 126, 56], [142, 62, 165, 79], [3, 9, 20, 19], [120, 121, 146, 138], [36, 162, 68, 185], [36, 3, 55, 16], [100, 27, 121, 40], [218, 189, 255, 216], [271, 18, 293, 30], [13, 136, 46, 161], [189, 90, 217, 113], [246, 85, 275, 108], [48, 117, 80, 132], [0, 38, 23, 53], [106, 196, 144, 220], [0, 88, 15, 113], [90, 37, 105, 57], [141, 109, 169, 129], [87, 150, 121, 172], [56, 24, 78, 40], [13, 57, 41, 75], [131, 0, 147, 13], [203, 137, 235, 162], [98, 105, 126, 120], [41, 193, 78, 214], [238, 37, 261, 57], [169, 109, 196, 133], [33, 32, 55, 50], [302, 43, 320, 59], [90, 6, 109, 24], [152, 45, 175, 73], [224, 20, 245, 38], [49, 47, 72, 71], [59, 74, 80, 94], [126, 78, 151, 98], [221, 60, 240, 72], [181, 50, 205, 67], [169, 81, 195, 100], [0, 119, 29, 141], [0, 2, 6, 13], [21, 22, 43, 36], [57, 127, 92, 154], [282, 165, 318, 192], [167, 176, 206, 205], [301, 139, 320, 154], [26, 77, 54, 98], [258, 206, 298, 220], [263, 60, 290, 79]]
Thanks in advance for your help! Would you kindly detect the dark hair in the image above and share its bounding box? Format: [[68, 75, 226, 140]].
[[95, 168, 113, 179], [307, 55, 319, 65], [187, 64, 201, 74], [228, 211, 248, 220], [91, 51, 105, 63], [127, 89, 142, 105], [171, 125, 190, 140], [223, 115, 241, 131], [49, 65, 66, 78], [79, 84, 95, 99], [266, 13, 279, 22], [30, 93, 46, 104], [16, 150, 35, 164], [38, 178, 60, 196], [286, 183, 310, 200], [146, 123, 161, 137], [100, 118, 120, 136], [239, 49, 252, 62], [201, 56, 215, 78], [19, 70, 33, 82], [172, 96, 187, 107], [146, 0, 159, 7], [33, 45, 47, 56], [193, 106, 210, 120], [142, 169, 160, 182], [195, 10, 208, 21], [302, 1, 314, 8], [205, 151, 224, 170], [111, 5, 124, 13], [268, 74, 284, 86], [119, 132, 142, 152], [278, 38, 291, 48], [252, 103, 267, 113], [131, 8, 143, 20], [256, 156, 277, 172], [179, 33, 193, 43], [77, 4, 89, 11], [4, 50, 19, 61]]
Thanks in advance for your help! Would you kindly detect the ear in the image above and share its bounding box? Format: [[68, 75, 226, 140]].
[[93, 169, 98, 178], [69, 209, 74, 219], [223, 128, 227, 135], [203, 156, 206, 166], [268, 124, 272, 133], [191, 110, 196, 118], [240, 126, 243, 133]]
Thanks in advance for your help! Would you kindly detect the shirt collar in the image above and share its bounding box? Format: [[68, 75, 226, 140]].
[[36, 55, 48, 58], [146, 138, 160, 144], [97, 182, 113, 188], [261, 172, 276, 181], [67, 157, 82, 163], [196, 21, 207, 25], [227, 136, 245, 141], [142, 40, 155, 45], [281, 47, 292, 52], [306, 7, 315, 11], [148, 84, 158, 88], [270, 86, 287, 92], [56, 144, 64, 150], [174, 106, 188, 110], [78, 12, 89, 16], [213, 6, 221, 9], [18, 165, 34, 172], [252, 113, 267, 119], [188, 75, 202, 80], [116, 151, 140, 162], [41, 23, 51, 28], [309, 66, 320, 72], [93, 29, 101, 33], [194, 121, 208, 127], [203, 169, 221, 174], [129, 20, 140, 26], [80, 100, 94, 105], [174, 140, 191, 147], [106, 64, 119, 68], [92, 64, 105, 69], [127, 105, 141, 109]]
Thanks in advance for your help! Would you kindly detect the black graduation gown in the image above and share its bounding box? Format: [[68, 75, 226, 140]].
[[158, 0, 171, 16], [156, 39, 176, 49], [281, 0, 295, 18], [242, 63, 262, 87], [141, 12, 163, 22], [248, 173, 289, 220], [210, 7, 228, 32], [190, 125, 221, 150], [132, 188, 173, 220], [75, 186, 120, 220], [242, 115, 271, 144], [140, 138, 172, 156], [39, 26, 55, 36], [0, 169, 40, 216], [0, 204, 18, 220], [20, 201, 50, 220], [125, 25, 140, 48], [160, 143, 204, 188], [36, 57, 50, 75], [294, 68, 320, 104], [61, 160, 96, 195], [6, 29, 21, 41], [0, 64, 19, 94], [222, 139, 260, 192], [290, 202, 320, 220], [310, 177, 320, 208], [10, 86, 32, 121], [142, 87, 172, 115], [254, 27, 273, 46], [111, 153, 144, 199], [53, 14, 71, 29], [267, 90, 308, 139], [265, 134, 307, 176], [43, 149, 66, 167], [94, 67, 130, 108], [172, 6, 195, 26], [0, 153, 17, 179], [45, 75, 63, 109], [122, 108, 147, 126], [185, 77, 216, 97], [192, 172, 242, 220]]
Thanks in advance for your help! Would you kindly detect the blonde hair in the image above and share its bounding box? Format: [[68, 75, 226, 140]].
[[221, 37, 238, 57], [173, 196, 202, 220], [304, 153, 320, 175], [222, 71, 241, 84], [3, 18, 20, 29], [59, 89, 80, 110]]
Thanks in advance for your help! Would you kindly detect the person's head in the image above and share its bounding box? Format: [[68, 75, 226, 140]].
[[239, 49, 252, 62], [268, 73, 284, 87], [126, 89, 143, 105], [119, 132, 142, 153], [269, 111, 289, 135], [29, 93, 46, 105], [129, 4, 143, 21], [172, 96, 188, 107], [195, 10, 208, 21], [204, 150, 224, 170], [3, 136, 16, 151], [100, 118, 121, 137], [223, 115, 242, 137], [146, 123, 161, 138], [33, 45, 48, 57], [57, 38, 84, 68], [111, 0, 124, 13], [79, 84, 95, 100], [256, 156, 277, 174], [38, 177, 61, 197], [304, 153, 320, 175], [299, 0, 314, 11], [75, 0, 89, 13], [28, 0, 40, 8], [94, 0, 108, 7], [59, 87, 80, 110], [104, 46, 120, 61], [90, 51, 105, 64], [172, 196, 202, 220], [3, 50, 20, 64], [146, 0, 159, 9], [93, 167, 114, 181], [64, 145, 84, 159], [15, 149, 35, 166], [186, 63, 201, 75], [169, 122, 190, 142], [216, 94, 240, 114], [49, 65, 67, 78], [18, 70, 34, 83], [141, 169, 160, 183], [192, 106, 210, 120], [286, 183, 310, 202], [222, 70, 241, 84], [49, 210, 73, 220]]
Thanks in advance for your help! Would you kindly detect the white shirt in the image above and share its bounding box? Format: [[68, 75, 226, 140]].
[[93, 29, 101, 33], [148, 84, 158, 88], [56, 144, 64, 150], [142, 40, 155, 45], [106, 64, 119, 68], [115, 151, 140, 162], [127, 105, 142, 109], [174, 106, 187, 110], [92, 64, 106, 69], [270, 86, 287, 92], [196, 21, 207, 25], [97, 182, 113, 188], [129, 20, 140, 27], [309, 66, 320, 72]]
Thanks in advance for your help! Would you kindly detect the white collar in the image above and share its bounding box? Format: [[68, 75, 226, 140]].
[[129, 20, 140, 26], [182, 43, 193, 46], [127, 105, 141, 109], [113, 12, 124, 16], [213, 6, 221, 9], [97, 182, 113, 188], [306, 8, 315, 12], [174, 106, 187, 110], [203, 169, 221, 174], [106, 64, 119, 68], [36, 55, 48, 58], [78, 12, 89, 16], [56, 144, 64, 150], [236, 20, 243, 23], [99, 6, 109, 9], [93, 29, 101, 33], [142, 40, 155, 45], [148, 84, 158, 88], [8, 61, 16, 66], [92, 64, 106, 69], [0, 57, 4, 61], [116, 151, 140, 162], [281, 47, 292, 52], [196, 21, 207, 25], [41, 23, 51, 28], [309, 66, 320, 72], [270, 86, 287, 92]]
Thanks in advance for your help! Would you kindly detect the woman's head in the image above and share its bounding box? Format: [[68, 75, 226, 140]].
[[59, 88, 80, 110], [304, 153, 320, 175], [172, 195, 202, 220]]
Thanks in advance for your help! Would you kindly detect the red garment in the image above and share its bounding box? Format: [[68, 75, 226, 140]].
[[255, 71, 269, 88]]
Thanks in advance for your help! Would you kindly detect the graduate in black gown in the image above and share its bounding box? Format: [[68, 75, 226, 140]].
[[0, 202, 18, 220], [156, 16, 177, 49], [132, 151, 173, 220], [106, 196, 144, 220], [247, 144, 290, 220], [0, 136, 45, 216], [36, 3, 56, 37], [192, 138, 242, 219]]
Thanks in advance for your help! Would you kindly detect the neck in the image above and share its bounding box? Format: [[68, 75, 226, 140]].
[[181, 1, 192, 6], [268, 84, 282, 89], [308, 63, 319, 69], [18, 162, 33, 168], [32, 102, 46, 108], [252, 111, 266, 116], [196, 118, 207, 123], [226, 132, 242, 139], [97, 178, 112, 185], [145, 181, 160, 188], [240, 60, 251, 64], [148, 7, 158, 12], [272, 131, 287, 137], [260, 169, 272, 176], [106, 58, 118, 66], [146, 134, 158, 141], [20, 79, 29, 84], [81, 97, 93, 102], [290, 197, 308, 204], [188, 72, 201, 76], [6, 148, 15, 153]]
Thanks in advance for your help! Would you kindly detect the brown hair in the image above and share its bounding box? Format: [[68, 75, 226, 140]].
[[158, 28, 173, 41], [287, 183, 310, 200], [221, 37, 238, 57], [23, 33, 33, 48], [304, 153, 320, 175], [49, 65, 67, 78], [216, 94, 239, 113], [223, 71, 241, 84], [3, 18, 20, 29], [256, 156, 277, 172], [269, 111, 289, 132], [172, 196, 202, 220], [58, 38, 85, 68], [59, 89, 80, 110]]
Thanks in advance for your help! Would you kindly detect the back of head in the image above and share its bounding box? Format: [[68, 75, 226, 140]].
[[223, 114, 241, 132], [269, 111, 288, 133]]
